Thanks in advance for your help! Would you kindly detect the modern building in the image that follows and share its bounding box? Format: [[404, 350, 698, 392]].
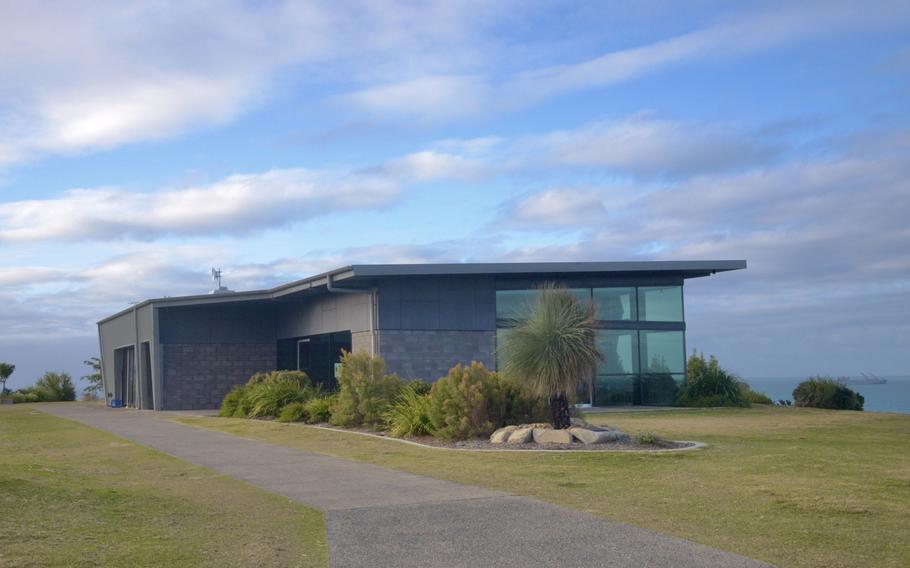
[[97, 261, 745, 410]]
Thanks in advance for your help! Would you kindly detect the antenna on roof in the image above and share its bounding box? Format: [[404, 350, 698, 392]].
[[209, 267, 231, 294]]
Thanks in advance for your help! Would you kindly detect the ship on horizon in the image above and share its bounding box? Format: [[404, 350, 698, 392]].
[[842, 373, 888, 385]]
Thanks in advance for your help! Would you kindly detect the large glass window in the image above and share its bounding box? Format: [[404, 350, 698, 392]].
[[495, 290, 538, 321], [639, 330, 685, 374], [593, 287, 637, 320], [594, 375, 635, 406], [638, 286, 683, 322], [496, 288, 592, 321], [596, 330, 639, 375], [495, 328, 514, 371]]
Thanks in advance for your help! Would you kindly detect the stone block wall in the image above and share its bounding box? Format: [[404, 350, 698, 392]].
[[351, 330, 374, 355], [162, 343, 276, 410], [378, 330, 495, 381]]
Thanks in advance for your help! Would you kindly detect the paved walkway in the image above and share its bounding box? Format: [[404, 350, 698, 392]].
[[39, 404, 772, 568]]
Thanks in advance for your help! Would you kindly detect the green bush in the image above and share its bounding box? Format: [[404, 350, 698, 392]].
[[385, 385, 433, 438], [676, 351, 748, 408], [634, 431, 665, 445], [247, 381, 318, 418], [219, 385, 248, 417], [303, 396, 333, 424], [276, 402, 308, 423], [10, 391, 39, 404], [34, 372, 76, 402], [502, 380, 550, 425], [219, 370, 314, 419], [793, 377, 864, 410], [427, 362, 508, 441], [743, 386, 773, 405], [330, 351, 403, 428]]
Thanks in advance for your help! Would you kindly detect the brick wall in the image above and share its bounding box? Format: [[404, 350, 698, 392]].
[[378, 330, 495, 381], [162, 343, 276, 410]]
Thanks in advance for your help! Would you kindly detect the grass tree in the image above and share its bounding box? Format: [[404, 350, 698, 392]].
[[500, 284, 600, 429]]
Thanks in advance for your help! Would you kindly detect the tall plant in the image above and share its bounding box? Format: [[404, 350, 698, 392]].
[[81, 357, 103, 400], [0, 362, 13, 395], [500, 284, 600, 429]]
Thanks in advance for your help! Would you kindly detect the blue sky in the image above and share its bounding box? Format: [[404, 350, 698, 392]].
[[1, 0, 909, 389]]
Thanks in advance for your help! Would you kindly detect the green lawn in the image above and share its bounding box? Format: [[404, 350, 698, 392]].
[[176, 406, 910, 568], [0, 405, 327, 568]]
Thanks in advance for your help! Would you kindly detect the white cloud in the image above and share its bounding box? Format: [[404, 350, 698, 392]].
[[0, 168, 398, 242], [341, 1, 910, 121], [502, 188, 609, 228]]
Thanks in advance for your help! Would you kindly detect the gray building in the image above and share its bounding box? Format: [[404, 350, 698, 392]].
[[97, 261, 745, 410]]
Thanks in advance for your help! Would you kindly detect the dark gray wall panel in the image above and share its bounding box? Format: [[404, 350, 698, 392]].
[[378, 276, 496, 331], [159, 303, 276, 344]]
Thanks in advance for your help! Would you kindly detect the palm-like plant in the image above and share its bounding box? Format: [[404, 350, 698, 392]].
[[500, 285, 600, 429]]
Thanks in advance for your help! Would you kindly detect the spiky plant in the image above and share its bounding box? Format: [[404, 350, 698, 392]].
[[500, 284, 600, 429]]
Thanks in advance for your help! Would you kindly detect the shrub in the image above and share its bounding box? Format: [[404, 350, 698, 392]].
[[793, 377, 864, 411], [247, 370, 311, 387], [247, 381, 318, 418], [219, 385, 248, 417], [385, 385, 433, 437], [502, 380, 550, 425], [303, 396, 333, 424], [427, 362, 508, 441], [10, 391, 39, 404], [634, 431, 665, 445], [330, 351, 403, 428], [676, 351, 748, 408], [407, 380, 432, 396], [277, 402, 308, 423], [34, 372, 76, 402], [743, 386, 773, 405]]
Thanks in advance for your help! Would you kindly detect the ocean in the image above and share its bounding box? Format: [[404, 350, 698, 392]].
[[745, 376, 910, 414]]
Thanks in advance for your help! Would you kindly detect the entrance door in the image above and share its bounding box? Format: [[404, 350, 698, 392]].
[[293, 331, 352, 390]]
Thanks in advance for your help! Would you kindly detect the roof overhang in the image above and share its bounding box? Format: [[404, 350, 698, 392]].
[[98, 260, 746, 324]]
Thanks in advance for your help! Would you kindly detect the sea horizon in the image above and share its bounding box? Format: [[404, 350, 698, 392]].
[[744, 376, 910, 415]]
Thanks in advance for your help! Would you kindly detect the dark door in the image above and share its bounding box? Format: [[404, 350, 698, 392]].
[[286, 331, 352, 391]]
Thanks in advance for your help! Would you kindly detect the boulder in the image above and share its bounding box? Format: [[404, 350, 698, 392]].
[[506, 427, 533, 444], [489, 425, 518, 443], [569, 427, 629, 444], [533, 428, 574, 444]]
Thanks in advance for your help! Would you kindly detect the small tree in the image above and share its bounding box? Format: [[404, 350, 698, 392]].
[[81, 357, 103, 400], [0, 362, 13, 396], [35, 372, 76, 402], [500, 285, 600, 429]]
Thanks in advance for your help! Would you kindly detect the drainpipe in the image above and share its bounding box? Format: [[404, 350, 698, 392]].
[[326, 272, 376, 357]]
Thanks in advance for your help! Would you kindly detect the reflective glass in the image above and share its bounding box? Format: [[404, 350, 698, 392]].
[[641, 374, 685, 405], [639, 330, 685, 374], [594, 375, 635, 406], [596, 330, 639, 374], [593, 287, 636, 320], [638, 286, 683, 322], [495, 290, 538, 321], [495, 328, 513, 371]]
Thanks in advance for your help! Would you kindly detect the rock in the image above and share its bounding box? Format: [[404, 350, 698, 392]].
[[506, 427, 533, 444], [533, 428, 574, 444], [489, 425, 518, 443], [569, 427, 630, 444], [525, 422, 553, 430]]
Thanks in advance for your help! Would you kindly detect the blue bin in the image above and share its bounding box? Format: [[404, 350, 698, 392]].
[[110, 399, 123, 408]]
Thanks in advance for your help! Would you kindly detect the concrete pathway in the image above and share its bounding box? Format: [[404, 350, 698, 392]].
[[38, 404, 772, 568]]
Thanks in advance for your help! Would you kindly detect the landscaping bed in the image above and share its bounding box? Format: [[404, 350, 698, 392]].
[[306, 423, 696, 451]]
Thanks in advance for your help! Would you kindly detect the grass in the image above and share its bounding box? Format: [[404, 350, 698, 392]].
[[175, 406, 910, 568], [0, 405, 327, 568]]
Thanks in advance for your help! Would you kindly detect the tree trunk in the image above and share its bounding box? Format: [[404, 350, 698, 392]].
[[549, 392, 572, 429]]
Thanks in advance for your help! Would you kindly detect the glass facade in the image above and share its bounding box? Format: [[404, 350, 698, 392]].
[[593, 287, 636, 320], [638, 286, 683, 322], [496, 284, 685, 406]]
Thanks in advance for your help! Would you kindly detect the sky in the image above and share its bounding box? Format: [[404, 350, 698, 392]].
[[1, 0, 909, 390]]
